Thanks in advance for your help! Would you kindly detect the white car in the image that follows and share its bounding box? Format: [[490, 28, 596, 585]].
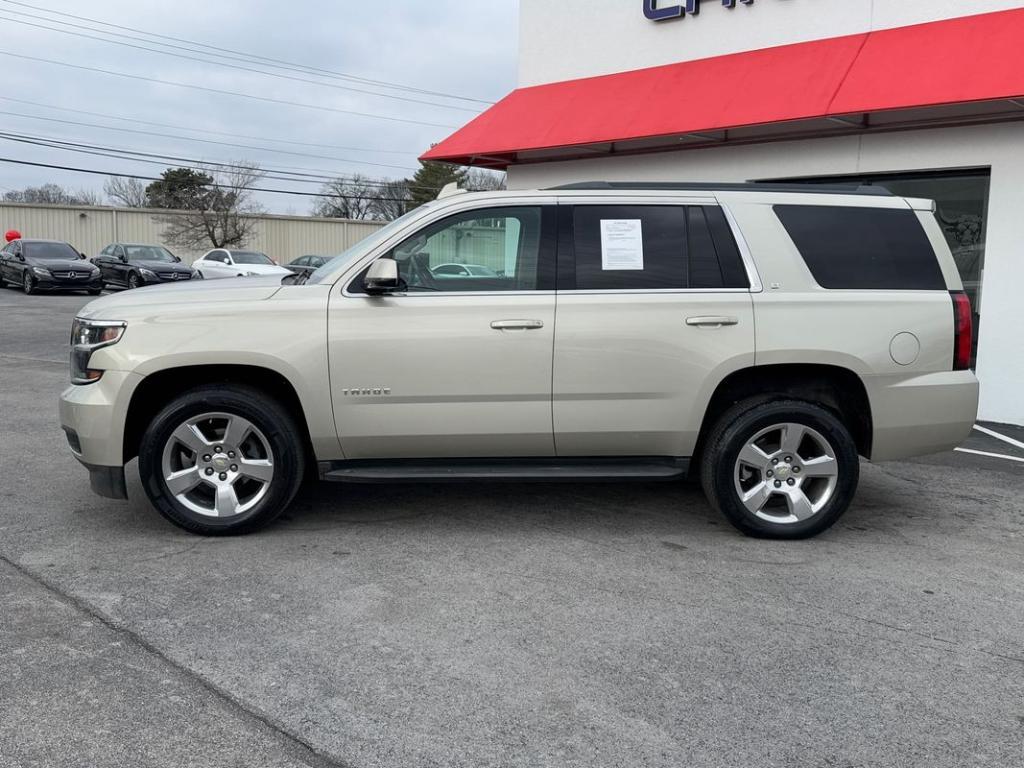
[[192, 249, 291, 279]]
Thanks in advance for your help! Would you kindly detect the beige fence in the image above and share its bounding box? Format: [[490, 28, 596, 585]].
[[0, 202, 388, 265]]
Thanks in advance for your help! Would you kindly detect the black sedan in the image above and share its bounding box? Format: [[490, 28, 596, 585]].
[[0, 239, 102, 295], [284, 254, 331, 277], [93, 243, 196, 289]]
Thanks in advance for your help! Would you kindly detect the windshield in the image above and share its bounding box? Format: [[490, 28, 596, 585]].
[[125, 245, 176, 263], [24, 242, 79, 260], [306, 205, 432, 285], [231, 251, 273, 265]]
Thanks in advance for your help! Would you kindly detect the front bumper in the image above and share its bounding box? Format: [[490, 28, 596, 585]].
[[37, 276, 103, 291], [868, 370, 980, 461], [59, 370, 144, 499]]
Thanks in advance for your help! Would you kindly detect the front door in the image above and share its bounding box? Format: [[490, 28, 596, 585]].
[[553, 202, 756, 457], [328, 205, 557, 459]]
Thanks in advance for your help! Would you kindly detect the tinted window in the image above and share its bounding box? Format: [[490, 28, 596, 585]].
[[207, 252, 229, 264], [125, 245, 175, 262], [572, 206, 687, 290], [774, 205, 944, 290], [24, 242, 79, 260], [231, 251, 273, 265]]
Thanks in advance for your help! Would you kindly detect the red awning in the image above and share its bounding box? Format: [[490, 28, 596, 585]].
[[422, 8, 1024, 169]]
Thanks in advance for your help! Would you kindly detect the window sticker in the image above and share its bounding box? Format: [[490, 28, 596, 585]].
[[600, 219, 644, 270]]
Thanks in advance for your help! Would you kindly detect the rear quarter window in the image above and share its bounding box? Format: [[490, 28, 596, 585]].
[[774, 205, 945, 290]]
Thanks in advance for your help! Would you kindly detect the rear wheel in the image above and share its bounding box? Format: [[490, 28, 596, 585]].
[[700, 399, 859, 539], [138, 385, 306, 535]]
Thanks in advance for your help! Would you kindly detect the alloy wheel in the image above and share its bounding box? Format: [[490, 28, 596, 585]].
[[733, 422, 839, 524], [160, 412, 275, 519]]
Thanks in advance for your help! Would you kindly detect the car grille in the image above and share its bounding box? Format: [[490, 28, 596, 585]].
[[157, 271, 190, 280], [51, 271, 91, 279]]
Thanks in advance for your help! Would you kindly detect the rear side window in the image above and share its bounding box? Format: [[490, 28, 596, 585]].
[[774, 205, 945, 290], [569, 205, 749, 290]]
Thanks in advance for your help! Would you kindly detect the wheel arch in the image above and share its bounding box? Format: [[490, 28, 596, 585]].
[[123, 364, 315, 468], [693, 363, 873, 466]]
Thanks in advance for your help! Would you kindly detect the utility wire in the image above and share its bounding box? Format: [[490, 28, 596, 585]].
[[0, 95, 416, 155], [0, 50, 460, 129], [0, 156, 419, 202], [0, 0, 493, 105], [0, 111, 420, 172], [0, 12, 482, 113]]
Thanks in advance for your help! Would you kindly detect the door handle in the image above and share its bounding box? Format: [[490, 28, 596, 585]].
[[686, 316, 739, 328], [490, 319, 545, 331]]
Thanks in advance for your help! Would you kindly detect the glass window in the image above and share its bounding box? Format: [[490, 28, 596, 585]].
[[769, 170, 990, 365], [23, 242, 79, 260], [230, 251, 273, 265], [124, 245, 176, 262], [572, 206, 688, 290], [774, 205, 946, 290], [357, 207, 547, 293]]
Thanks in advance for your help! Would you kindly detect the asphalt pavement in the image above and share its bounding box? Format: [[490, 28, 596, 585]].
[[1, 288, 1022, 768]]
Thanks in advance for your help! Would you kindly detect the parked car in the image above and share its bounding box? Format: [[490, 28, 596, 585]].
[[192, 249, 291, 279], [431, 263, 500, 278], [60, 182, 978, 538], [1, 238, 101, 295], [93, 243, 196, 290], [284, 255, 331, 277]]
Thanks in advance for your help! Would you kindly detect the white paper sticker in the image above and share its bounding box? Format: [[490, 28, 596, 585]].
[[600, 219, 644, 271]]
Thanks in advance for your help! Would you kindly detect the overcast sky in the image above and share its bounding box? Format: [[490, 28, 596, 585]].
[[0, 0, 519, 213]]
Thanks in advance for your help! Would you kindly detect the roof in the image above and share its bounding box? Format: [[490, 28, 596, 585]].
[[423, 8, 1024, 169]]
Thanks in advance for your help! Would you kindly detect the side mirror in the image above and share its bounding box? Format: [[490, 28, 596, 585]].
[[80, 252, 87, 259], [173, 256, 181, 262], [364, 258, 402, 295], [120, 254, 129, 263]]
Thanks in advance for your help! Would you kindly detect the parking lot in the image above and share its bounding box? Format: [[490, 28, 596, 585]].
[[1, 288, 1022, 768]]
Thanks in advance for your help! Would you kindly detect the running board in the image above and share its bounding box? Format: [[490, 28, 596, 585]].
[[319, 457, 689, 484]]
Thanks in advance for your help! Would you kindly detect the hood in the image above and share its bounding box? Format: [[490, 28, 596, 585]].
[[233, 264, 291, 275], [77, 275, 286, 319]]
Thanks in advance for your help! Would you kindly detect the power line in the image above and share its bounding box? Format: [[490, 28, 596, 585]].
[[0, 95, 416, 155], [0, 0, 493, 105], [0, 110, 420, 172], [0, 156, 418, 203], [0, 50, 460, 129], [0, 11, 482, 113]]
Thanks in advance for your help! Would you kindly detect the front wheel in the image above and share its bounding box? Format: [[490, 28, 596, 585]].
[[22, 271, 35, 295], [700, 399, 859, 539], [127, 272, 141, 289], [138, 385, 306, 535]]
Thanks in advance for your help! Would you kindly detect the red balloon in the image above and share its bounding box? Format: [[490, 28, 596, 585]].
[[5, 229, 21, 242]]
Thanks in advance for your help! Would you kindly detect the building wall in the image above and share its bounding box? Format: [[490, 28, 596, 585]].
[[507, 121, 1024, 426], [0, 203, 387, 265], [519, 0, 1024, 86]]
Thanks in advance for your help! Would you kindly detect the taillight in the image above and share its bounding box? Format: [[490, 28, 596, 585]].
[[950, 291, 972, 371]]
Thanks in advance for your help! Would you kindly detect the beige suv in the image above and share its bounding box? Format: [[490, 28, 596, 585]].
[[59, 183, 979, 539]]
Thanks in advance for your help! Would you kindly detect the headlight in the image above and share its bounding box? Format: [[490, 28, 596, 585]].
[[139, 268, 158, 280], [70, 318, 126, 385], [89, 265, 100, 274], [32, 266, 51, 276]]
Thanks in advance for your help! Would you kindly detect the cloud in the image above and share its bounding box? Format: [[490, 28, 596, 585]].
[[0, 0, 519, 212]]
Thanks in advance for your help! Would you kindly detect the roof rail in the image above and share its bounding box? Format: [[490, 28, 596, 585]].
[[546, 181, 894, 196]]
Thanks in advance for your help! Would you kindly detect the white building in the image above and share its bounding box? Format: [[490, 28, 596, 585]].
[[425, 0, 1024, 426]]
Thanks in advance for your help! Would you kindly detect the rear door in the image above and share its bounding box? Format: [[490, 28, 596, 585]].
[[552, 199, 757, 457]]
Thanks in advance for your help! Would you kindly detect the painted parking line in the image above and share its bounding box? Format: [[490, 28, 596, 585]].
[[954, 447, 1024, 464], [973, 424, 1024, 452]]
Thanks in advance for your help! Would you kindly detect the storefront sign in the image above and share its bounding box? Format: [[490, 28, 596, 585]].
[[644, 0, 754, 21]]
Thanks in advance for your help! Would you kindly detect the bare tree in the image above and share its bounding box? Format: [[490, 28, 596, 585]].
[[103, 176, 148, 208], [159, 162, 265, 250], [370, 179, 410, 221], [464, 168, 507, 192], [312, 175, 381, 220], [3, 183, 102, 205]]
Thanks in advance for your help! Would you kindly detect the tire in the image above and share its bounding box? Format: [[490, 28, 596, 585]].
[[138, 385, 306, 535], [700, 398, 859, 539], [22, 271, 35, 295], [87, 289, 101, 296], [127, 272, 141, 289]]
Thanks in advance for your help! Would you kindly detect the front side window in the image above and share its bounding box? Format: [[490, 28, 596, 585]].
[[355, 206, 551, 293], [208, 252, 229, 264]]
